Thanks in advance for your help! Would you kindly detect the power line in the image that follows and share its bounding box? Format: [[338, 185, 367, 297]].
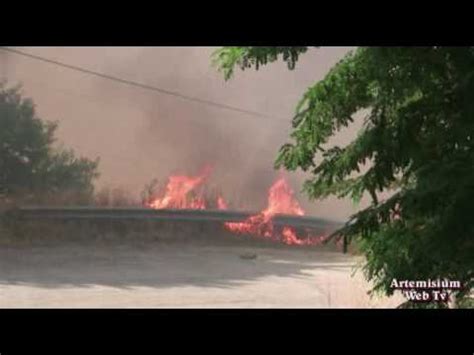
[[0, 47, 288, 121], [4, 72, 290, 155], [7, 71, 293, 132]]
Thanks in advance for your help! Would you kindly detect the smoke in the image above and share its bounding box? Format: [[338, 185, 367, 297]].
[[1, 46, 364, 220]]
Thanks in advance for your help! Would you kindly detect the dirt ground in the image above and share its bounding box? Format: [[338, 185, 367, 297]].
[[0, 242, 404, 308]]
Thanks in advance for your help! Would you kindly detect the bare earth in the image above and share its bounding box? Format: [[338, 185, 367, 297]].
[[0, 243, 403, 308]]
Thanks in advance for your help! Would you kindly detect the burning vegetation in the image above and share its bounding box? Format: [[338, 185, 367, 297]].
[[146, 165, 213, 210], [143, 165, 328, 246]]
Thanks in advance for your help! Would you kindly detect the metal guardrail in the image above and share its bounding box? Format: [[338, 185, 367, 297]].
[[6, 206, 343, 233]]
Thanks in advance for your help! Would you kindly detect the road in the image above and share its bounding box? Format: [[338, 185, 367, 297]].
[[0, 243, 403, 308]]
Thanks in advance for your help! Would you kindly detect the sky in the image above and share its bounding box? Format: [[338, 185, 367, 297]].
[[1, 46, 370, 220]]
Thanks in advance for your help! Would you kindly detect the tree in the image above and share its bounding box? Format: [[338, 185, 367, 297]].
[[0, 81, 99, 205], [213, 47, 474, 306]]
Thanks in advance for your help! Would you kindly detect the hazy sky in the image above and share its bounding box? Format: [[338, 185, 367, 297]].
[[1, 46, 370, 220]]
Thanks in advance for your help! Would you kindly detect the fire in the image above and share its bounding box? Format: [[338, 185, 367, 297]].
[[146, 165, 212, 209], [147, 166, 326, 246], [223, 177, 325, 246], [217, 196, 228, 210]]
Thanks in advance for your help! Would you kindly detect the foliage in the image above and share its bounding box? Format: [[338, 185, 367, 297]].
[[457, 297, 474, 308], [212, 47, 309, 80], [396, 300, 448, 309], [0, 81, 99, 205], [213, 47, 474, 304]]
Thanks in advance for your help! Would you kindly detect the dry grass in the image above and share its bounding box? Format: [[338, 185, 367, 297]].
[[95, 186, 139, 207]]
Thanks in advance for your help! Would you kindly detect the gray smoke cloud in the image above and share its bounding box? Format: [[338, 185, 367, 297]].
[[2, 46, 368, 220]]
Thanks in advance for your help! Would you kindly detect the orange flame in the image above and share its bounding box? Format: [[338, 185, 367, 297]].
[[146, 167, 327, 246], [217, 196, 228, 210], [223, 177, 324, 246], [147, 165, 212, 209]]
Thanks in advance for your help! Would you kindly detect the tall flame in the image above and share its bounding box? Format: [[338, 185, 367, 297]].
[[147, 165, 212, 209], [147, 166, 327, 246], [223, 177, 325, 246]]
